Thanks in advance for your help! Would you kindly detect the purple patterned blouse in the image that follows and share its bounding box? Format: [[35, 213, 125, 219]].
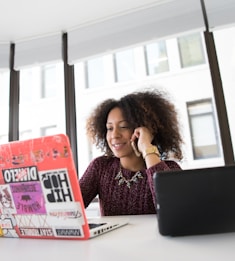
[[79, 156, 181, 216]]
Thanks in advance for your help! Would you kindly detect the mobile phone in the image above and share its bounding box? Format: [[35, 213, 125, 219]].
[[131, 140, 141, 157]]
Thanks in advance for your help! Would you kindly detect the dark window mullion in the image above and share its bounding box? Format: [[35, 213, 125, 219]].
[[62, 33, 79, 174], [9, 43, 20, 142], [203, 31, 234, 165]]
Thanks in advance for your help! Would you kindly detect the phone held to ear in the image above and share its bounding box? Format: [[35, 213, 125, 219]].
[[131, 141, 141, 157]]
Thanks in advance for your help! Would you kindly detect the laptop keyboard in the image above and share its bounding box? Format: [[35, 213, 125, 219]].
[[88, 223, 107, 229]]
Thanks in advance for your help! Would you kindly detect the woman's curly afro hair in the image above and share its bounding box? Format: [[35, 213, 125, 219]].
[[86, 89, 183, 160]]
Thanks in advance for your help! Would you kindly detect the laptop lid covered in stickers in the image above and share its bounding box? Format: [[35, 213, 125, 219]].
[[0, 134, 92, 240]]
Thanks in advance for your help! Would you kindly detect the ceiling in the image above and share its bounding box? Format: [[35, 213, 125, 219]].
[[0, 0, 164, 43]]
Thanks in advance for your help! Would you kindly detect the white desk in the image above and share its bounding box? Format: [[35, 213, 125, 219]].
[[1, 214, 235, 261]]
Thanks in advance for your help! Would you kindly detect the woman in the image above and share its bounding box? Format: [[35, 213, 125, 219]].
[[80, 89, 183, 215]]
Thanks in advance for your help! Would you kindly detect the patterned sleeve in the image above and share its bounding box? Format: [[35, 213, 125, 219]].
[[79, 158, 101, 208]]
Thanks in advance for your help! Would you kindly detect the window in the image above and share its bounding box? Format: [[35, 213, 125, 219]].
[[85, 55, 114, 89], [178, 33, 206, 68], [41, 125, 57, 136], [115, 49, 136, 82], [187, 99, 221, 159], [145, 41, 169, 75], [0, 70, 10, 141], [19, 62, 65, 139], [86, 57, 105, 88], [20, 68, 35, 103], [41, 64, 57, 98], [214, 26, 235, 161], [19, 130, 32, 140], [0, 135, 8, 144]]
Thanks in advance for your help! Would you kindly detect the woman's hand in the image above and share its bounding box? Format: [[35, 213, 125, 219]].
[[130, 127, 153, 155], [131, 126, 161, 167]]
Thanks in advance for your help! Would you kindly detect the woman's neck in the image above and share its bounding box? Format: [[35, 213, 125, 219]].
[[120, 156, 145, 172]]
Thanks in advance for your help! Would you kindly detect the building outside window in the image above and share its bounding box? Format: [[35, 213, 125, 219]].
[[0, 135, 8, 144], [41, 64, 57, 98], [20, 68, 34, 103], [86, 57, 105, 88], [178, 33, 206, 68], [40, 125, 57, 136], [0, 70, 10, 143], [214, 26, 235, 161], [19, 62, 65, 140], [85, 54, 115, 89], [114, 48, 136, 82], [19, 130, 32, 141], [145, 41, 169, 75], [187, 99, 221, 160]]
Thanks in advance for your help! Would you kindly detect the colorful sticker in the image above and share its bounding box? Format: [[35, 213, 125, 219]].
[[0, 226, 3, 237], [10, 182, 46, 214], [0, 185, 16, 214], [46, 202, 85, 238], [14, 201, 84, 238], [11, 154, 25, 165], [15, 214, 50, 230], [39, 168, 74, 203], [55, 227, 82, 237], [2, 166, 39, 184], [18, 226, 54, 237], [0, 215, 19, 238]]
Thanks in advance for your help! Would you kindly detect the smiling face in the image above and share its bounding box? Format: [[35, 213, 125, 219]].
[[106, 107, 135, 158]]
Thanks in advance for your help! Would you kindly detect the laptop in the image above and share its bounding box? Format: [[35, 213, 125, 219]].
[[154, 165, 235, 236], [0, 134, 128, 239]]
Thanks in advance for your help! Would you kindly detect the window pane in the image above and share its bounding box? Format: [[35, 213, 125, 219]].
[[0, 135, 8, 144], [86, 55, 114, 89], [115, 49, 136, 82], [20, 68, 34, 103], [0, 70, 10, 142], [41, 64, 57, 98], [187, 100, 220, 159], [19, 130, 32, 141], [178, 33, 206, 68], [145, 41, 169, 75], [87, 57, 105, 88], [41, 125, 57, 136], [19, 62, 65, 139], [214, 26, 235, 162]]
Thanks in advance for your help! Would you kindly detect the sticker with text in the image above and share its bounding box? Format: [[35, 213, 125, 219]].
[[46, 202, 85, 238], [40, 168, 74, 203], [10, 182, 46, 214]]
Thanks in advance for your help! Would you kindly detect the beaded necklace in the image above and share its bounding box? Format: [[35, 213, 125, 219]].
[[115, 166, 143, 189]]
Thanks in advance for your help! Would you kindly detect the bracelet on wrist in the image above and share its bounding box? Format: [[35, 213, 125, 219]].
[[143, 145, 160, 160], [144, 152, 161, 160]]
